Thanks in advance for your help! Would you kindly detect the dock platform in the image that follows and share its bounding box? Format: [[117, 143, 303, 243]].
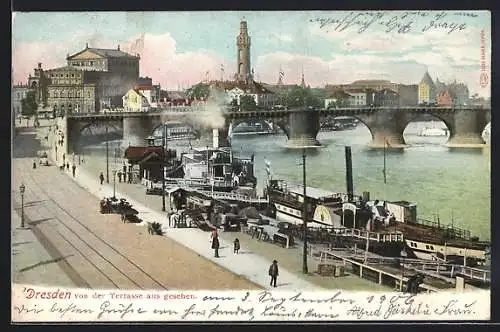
[[307, 245, 490, 292]]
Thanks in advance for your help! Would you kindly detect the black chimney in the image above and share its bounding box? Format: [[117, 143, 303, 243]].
[[345, 146, 354, 202]]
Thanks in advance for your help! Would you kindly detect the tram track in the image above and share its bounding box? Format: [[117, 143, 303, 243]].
[[13, 156, 168, 290]]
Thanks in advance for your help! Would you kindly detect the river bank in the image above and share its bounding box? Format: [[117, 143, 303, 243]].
[[76, 150, 390, 291], [17, 124, 261, 290]]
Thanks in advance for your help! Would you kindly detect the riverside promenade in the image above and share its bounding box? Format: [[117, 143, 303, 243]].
[[64, 165, 324, 291], [12, 124, 260, 290], [13, 122, 327, 291]]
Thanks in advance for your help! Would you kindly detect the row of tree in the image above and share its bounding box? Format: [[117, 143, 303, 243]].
[[186, 82, 327, 111]]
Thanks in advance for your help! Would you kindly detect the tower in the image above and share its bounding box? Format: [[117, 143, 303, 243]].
[[300, 68, 306, 88], [236, 20, 251, 83]]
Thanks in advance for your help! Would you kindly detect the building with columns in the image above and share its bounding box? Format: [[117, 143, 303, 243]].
[[30, 44, 141, 115]]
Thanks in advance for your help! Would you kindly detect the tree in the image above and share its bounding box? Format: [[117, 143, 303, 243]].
[[186, 83, 210, 100], [21, 90, 38, 116], [239, 95, 257, 111], [326, 90, 351, 108], [283, 86, 322, 108]]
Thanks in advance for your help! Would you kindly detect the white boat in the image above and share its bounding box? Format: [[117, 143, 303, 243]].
[[418, 127, 449, 137]]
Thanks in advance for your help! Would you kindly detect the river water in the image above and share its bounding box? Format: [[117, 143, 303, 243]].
[[80, 121, 491, 241]]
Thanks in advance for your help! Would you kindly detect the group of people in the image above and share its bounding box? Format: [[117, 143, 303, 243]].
[[117, 170, 133, 184], [209, 230, 280, 288], [59, 154, 77, 177], [99, 165, 133, 185]]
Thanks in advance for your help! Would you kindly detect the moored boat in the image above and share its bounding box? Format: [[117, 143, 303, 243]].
[[418, 127, 449, 137]]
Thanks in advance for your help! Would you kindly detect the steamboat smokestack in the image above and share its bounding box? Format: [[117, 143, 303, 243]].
[[345, 146, 354, 202]]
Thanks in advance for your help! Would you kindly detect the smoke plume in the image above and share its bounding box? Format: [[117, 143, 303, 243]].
[[195, 87, 227, 129]]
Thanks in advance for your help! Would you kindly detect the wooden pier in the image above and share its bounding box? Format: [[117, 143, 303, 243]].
[[307, 244, 490, 292], [307, 245, 442, 293]]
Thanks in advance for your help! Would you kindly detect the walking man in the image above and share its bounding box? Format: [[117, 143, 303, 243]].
[[268, 260, 279, 288], [233, 238, 240, 254], [72, 164, 76, 177], [122, 164, 127, 182], [66, 162, 69, 171], [117, 171, 122, 183], [99, 172, 105, 185], [211, 229, 220, 258], [128, 171, 132, 183]]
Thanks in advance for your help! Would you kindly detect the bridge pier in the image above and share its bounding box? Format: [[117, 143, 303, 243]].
[[123, 117, 155, 146], [285, 111, 321, 148], [364, 110, 410, 149], [446, 109, 487, 148]]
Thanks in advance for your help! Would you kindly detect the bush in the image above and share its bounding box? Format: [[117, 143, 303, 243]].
[[148, 222, 163, 236]]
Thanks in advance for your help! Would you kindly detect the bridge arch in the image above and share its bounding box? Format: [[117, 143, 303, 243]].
[[319, 115, 373, 138], [403, 113, 453, 144], [151, 121, 202, 139], [228, 119, 277, 136], [79, 120, 122, 136]]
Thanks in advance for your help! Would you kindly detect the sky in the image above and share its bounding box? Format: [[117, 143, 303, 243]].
[[12, 11, 491, 97]]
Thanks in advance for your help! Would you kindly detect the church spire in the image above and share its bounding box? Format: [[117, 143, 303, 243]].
[[277, 66, 284, 85], [300, 67, 306, 88]]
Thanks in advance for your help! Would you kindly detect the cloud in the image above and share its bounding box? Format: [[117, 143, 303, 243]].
[[12, 32, 235, 90], [269, 33, 293, 43], [12, 26, 491, 98]]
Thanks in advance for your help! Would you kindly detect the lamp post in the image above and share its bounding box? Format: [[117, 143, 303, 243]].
[[104, 105, 109, 183], [113, 169, 117, 199], [19, 183, 26, 228], [302, 149, 308, 274], [162, 122, 167, 212]]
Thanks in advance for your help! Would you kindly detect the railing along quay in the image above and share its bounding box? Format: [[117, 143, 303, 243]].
[[304, 245, 440, 293], [309, 245, 490, 286]]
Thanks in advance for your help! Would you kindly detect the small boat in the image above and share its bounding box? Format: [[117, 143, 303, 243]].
[[418, 127, 448, 137]]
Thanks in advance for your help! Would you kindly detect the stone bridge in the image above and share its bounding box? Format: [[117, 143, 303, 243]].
[[64, 105, 491, 153]]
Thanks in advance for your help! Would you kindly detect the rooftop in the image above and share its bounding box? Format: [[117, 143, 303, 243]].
[[420, 71, 435, 86], [351, 79, 392, 84], [68, 46, 139, 60], [210, 80, 274, 94], [124, 146, 164, 162]]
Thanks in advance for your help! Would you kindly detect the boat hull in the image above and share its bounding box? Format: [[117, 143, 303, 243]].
[[404, 238, 487, 262]]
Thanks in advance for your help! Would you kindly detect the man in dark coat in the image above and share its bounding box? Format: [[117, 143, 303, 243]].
[[99, 172, 105, 185], [72, 164, 76, 177], [269, 260, 279, 287], [211, 230, 220, 258]]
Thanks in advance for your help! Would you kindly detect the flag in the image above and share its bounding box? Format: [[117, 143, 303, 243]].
[[220, 64, 225, 72], [279, 70, 285, 80]]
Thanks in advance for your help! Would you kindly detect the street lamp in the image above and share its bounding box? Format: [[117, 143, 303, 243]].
[[162, 122, 167, 211], [113, 170, 117, 199], [302, 149, 308, 274], [104, 104, 109, 184], [19, 183, 26, 228]]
